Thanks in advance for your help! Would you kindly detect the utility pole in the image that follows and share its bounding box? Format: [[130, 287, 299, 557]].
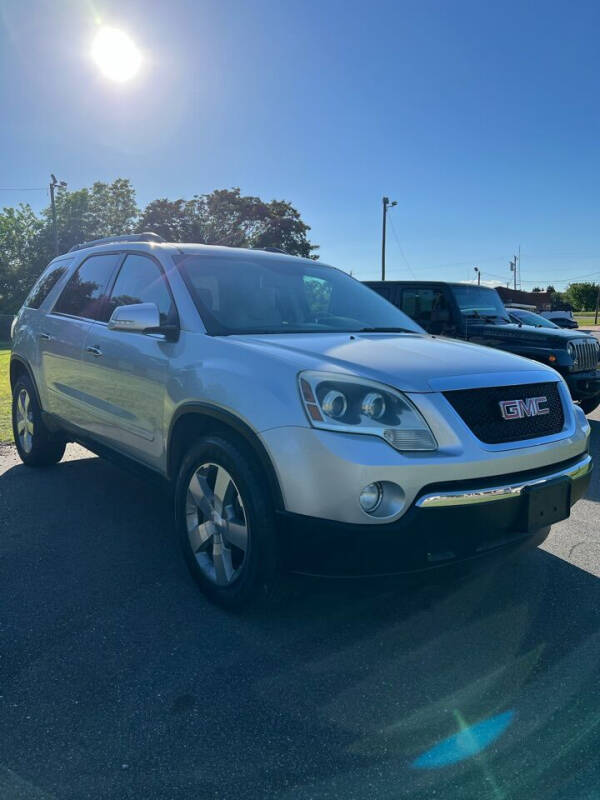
[[510, 256, 517, 291], [474, 266, 481, 285], [49, 174, 67, 256], [381, 196, 397, 280], [595, 282, 600, 326]]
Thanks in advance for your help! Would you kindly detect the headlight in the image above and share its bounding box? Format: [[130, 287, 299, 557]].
[[567, 341, 578, 366], [298, 371, 437, 451]]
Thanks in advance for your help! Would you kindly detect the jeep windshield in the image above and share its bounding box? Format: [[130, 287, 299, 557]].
[[452, 285, 512, 325], [175, 254, 423, 335]]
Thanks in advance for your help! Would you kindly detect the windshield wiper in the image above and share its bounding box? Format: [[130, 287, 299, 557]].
[[357, 326, 415, 333]]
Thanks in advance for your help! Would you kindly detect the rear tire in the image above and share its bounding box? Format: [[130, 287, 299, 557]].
[[11, 375, 66, 466], [175, 435, 286, 610], [579, 396, 600, 415]]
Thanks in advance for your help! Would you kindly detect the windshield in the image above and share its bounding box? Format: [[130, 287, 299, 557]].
[[174, 254, 424, 335], [510, 309, 559, 328], [452, 285, 511, 323]]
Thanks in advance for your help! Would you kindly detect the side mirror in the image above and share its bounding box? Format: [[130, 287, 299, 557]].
[[108, 302, 160, 332], [108, 303, 179, 340]]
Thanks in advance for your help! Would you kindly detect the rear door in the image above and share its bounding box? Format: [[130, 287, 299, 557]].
[[79, 252, 177, 465], [41, 252, 122, 428]]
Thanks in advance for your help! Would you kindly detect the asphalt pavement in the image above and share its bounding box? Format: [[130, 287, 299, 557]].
[[1, 412, 599, 800]]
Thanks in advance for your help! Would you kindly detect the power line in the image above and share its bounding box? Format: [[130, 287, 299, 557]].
[[0, 187, 47, 192], [387, 215, 417, 278]]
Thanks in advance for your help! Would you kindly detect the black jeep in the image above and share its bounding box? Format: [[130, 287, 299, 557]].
[[365, 280, 600, 414]]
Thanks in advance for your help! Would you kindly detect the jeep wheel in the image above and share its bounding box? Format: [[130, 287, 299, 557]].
[[579, 396, 600, 415], [175, 435, 284, 609], [11, 375, 66, 466]]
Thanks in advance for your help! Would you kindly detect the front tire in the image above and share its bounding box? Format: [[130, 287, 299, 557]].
[[175, 435, 284, 609], [11, 375, 66, 466]]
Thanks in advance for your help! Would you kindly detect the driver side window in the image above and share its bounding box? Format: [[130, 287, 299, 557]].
[[102, 254, 174, 324], [401, 288, 450, 334]]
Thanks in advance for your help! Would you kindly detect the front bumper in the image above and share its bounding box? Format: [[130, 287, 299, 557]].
[[261, 391, 590, 525], [276, 453, 592, 576], [565, 369, 600, 399]]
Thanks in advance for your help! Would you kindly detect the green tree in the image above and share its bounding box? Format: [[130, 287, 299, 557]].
[[564, 282, 598, 311], [251, 198, 317, 258], [88, 179, 138, 237], [40, 179, 138, 252], [0, 180, 317, 314], [139, 187, 318, 258], [532, 286, 542, 292], [137, 198, 188, 241], [0, 204, 45, 312]]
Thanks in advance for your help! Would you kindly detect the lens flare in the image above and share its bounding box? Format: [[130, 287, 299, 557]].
[[91, 27, 142, 82], [412, 710, 515, 769]]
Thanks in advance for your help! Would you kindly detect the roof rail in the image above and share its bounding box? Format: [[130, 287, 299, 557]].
[[68, 232, 166, 253], [253, 246, 288, 254]]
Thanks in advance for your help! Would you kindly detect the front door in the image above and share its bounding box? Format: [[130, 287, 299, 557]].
[[79, 253, 178, 466]]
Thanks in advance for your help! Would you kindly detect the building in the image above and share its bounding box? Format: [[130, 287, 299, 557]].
[[495, 287, 554, 311]]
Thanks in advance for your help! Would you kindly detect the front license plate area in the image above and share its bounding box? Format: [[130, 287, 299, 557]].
[[524, 478, 571, 531]]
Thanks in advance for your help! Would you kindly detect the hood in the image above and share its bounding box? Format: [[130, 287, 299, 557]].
[[231, 332, 558, 393], [472, 321, 583, 346]]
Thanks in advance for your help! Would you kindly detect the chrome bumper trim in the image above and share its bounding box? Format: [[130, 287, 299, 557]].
[[416, 454, 592, 509]]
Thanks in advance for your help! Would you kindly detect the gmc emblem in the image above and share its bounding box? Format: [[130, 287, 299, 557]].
[[499, 396, 550, 420]]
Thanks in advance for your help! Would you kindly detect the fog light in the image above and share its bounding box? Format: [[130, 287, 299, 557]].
[[359, 482, 383, 513]]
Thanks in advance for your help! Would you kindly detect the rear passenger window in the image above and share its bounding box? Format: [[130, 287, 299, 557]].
[[102, 254, 175, 324], [25, 261, 70, 309], [54, 254, 121, 319]]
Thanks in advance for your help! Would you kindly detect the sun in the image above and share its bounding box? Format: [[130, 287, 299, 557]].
[[91, 27, 142, 83]]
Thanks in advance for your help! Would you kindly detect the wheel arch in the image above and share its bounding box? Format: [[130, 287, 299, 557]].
[[9, 356, 43, 408], [167, 403, 285, 511]]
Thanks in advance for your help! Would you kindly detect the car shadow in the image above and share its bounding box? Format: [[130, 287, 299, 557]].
[[1, 449, 600, 800]]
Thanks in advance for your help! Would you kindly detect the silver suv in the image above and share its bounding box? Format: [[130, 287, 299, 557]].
[[10, 234, 592, 607]]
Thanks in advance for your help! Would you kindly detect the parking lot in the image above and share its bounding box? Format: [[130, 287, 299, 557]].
[[1, 411, 599, 800]]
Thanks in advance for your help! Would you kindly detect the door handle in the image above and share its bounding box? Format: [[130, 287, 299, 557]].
[[86, 345, 103, 357], [39, 332, 52, 341]]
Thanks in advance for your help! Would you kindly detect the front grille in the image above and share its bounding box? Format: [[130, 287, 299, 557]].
[[443, 382, 565, 444], [571, 339, 599, 372]]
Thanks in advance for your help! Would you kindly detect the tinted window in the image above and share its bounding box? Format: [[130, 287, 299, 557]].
[[401, 288, 451, 333], [25, 261, 70, 309], [54, 254, 121, 319], [102, 254, 174, 324], [452, 285, 510, 322], [175, 254, 423, 335]]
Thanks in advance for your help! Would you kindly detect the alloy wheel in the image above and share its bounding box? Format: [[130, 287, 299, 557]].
[[15, 388, 34, 454], [185, 463, 249, 586]]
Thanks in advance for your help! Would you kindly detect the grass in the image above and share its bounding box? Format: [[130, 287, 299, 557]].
[[574, 313, 598, 325], [0, 343, 12, 443]]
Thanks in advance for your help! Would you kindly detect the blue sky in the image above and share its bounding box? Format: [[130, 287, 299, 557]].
[[1, 0, 600, 288]]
